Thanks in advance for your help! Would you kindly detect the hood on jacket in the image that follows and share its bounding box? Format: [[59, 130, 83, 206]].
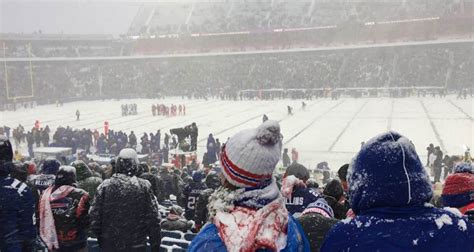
[[349, 131, 432, 214]]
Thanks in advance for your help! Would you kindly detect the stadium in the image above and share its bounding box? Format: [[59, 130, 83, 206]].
[[1, 1, 473, 252]]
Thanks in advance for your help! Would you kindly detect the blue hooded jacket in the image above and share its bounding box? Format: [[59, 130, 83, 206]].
[[189, 215, 310, 252], [322, 132, 474, 252]]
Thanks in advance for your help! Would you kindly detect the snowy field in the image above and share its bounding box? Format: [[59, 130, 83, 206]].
[[1, 96, 473, 171]]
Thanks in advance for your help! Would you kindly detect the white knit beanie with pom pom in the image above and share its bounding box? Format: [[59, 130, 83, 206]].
[[220, 120, 283, 188]]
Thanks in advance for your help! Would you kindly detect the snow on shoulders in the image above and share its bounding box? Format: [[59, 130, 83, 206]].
[[341, 218, 352, 224], [434, 214, 453, 229], [59, 165, 76, 174], [413, 239, 419, 246], [424, 202, 434, 208], [458, 219, 467, 232], [442, 207, 463, 217]]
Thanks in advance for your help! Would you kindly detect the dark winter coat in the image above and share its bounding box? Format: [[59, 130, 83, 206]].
[[160, 171, 180, 200], [297, 213, 339, 252], [0, 177, 36, 252], [45, 185, 90, 250], [161, 214, 193, 232], [322, 132, 474, 252], [285, 186, 320, 216], [194, 188, 214, 228], [182, 181, 207, 220], [89, 174, 161, 252], [282, 152, 291, 167], [323, 180, 349, 219], [139, 172, 165, 203], [75, 163, 103, 199]]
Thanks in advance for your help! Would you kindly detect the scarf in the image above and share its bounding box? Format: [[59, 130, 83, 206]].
[[39, 185, 75, 250], [209, 180, 289, 252]]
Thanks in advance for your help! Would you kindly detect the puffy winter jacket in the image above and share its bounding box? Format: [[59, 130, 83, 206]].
[[161, 215, 193, 232], [43, 185, 90, 250], [0, 177, 36, 252], [189, 215, 310, 252], [89, 173, 161, 252]]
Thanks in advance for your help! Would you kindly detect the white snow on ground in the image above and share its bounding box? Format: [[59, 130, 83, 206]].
[[1, 96, 472, 171]]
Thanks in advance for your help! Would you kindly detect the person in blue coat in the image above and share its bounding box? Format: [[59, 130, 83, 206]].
[[282, 162, 321, 217], [0, 137, 36, 252], [189, 121, 310, 252], [321, 132, 474, 252], [207, 133, 217, 164]]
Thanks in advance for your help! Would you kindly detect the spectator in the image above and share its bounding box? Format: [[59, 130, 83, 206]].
[[31, 158, 60, 194], [323, 179, 350, 220], [161, 205, 193, 232], [71, 160, 103, 200], [0, 137, 36, 252], [282, 162, 320, 217], [194, 171, 221, 231], [297, 198, 338, 252], [39, 166, 90, 252], [89, 148, 161, 252], [322, 132, 474, 251], [442, 162, 474, 222], [282, 148, 291, 167], [189, 121, 310, 251]]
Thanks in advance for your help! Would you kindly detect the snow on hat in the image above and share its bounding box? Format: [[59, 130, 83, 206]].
[[41, 159, 61, 175], [220, 120, 282, 188], [453, 162, 473, 174], [442, 172, 474, 208], [0, 136, 13, 162], [302, 198, 334, 218], [349, 131, 432, 214], [55, 165, 77, 185]]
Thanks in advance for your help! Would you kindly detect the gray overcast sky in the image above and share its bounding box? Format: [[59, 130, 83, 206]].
[[1, 1, 142, 35]]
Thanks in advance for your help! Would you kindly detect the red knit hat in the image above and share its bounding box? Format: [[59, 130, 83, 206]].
[[442, 172, 474, 208]]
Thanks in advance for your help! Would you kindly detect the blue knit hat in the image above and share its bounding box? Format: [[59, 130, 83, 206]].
[[349, 131, 432, 214], [41, 159, 61, 175], [302, 198, 334, 218], [453, 162, 473, 174]]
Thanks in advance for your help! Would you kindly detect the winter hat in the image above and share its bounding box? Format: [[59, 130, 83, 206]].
[[205, 171, 221, 189], [0, 136, 13, 162], [323, 179, 344, 201], [302, 198, 335, 218], [11, 161, 28, 182], [349, 131, 432, 214], [41, 159, 61, 175], [337, 164, 349, 182], [170, 205, 184, 216], [441, 172, 474, 208], [220, 120, 282, 188], [116, 148, 139, 176], [453, 162, 473, 174], [55, 166, 77, 186], [192, 170, 205, 182], [71, 160, 92, 181], [25, 161, 37, 175], [285, 162, 310, 182]]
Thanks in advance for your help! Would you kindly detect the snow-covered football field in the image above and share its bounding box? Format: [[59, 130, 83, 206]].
[[2, 96, 472, 170]]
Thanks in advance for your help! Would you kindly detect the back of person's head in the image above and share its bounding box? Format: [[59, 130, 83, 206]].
[[285, 162, 310, 182], [11, 161, 28, 182], [170, 205, 184, 216], [441, 172, 474, 212], [115, 148, 139, 176], [205, 172, 221, 189], [71, 160, 92, 181], [192, 170, 204, 182], [349, 131, 432, 214], [0, 136, 13, 177], [306, 178, 319, 189], [323, 179, 344, 201], [337, 164, 349, 182], [220, 120, 282, 188], [453, 162, 473, 174], [55, 166, 77, 186], [301, 198, 335, 218], [41, 158, 61, 175]]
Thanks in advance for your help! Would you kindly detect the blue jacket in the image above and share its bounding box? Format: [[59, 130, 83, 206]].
[[285, 186, 320, 216], [189, 215, 310, 252], [321, 206, 474, 252], [322, 132, 474, 251], [0, 177, 36, 252]]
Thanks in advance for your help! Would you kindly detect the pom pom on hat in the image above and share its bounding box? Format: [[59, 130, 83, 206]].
[[220, 120, 283, 188]]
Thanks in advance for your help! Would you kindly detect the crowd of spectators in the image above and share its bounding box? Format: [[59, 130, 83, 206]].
[[1, 41, 472, 106], [131, 0, 466, 36]]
